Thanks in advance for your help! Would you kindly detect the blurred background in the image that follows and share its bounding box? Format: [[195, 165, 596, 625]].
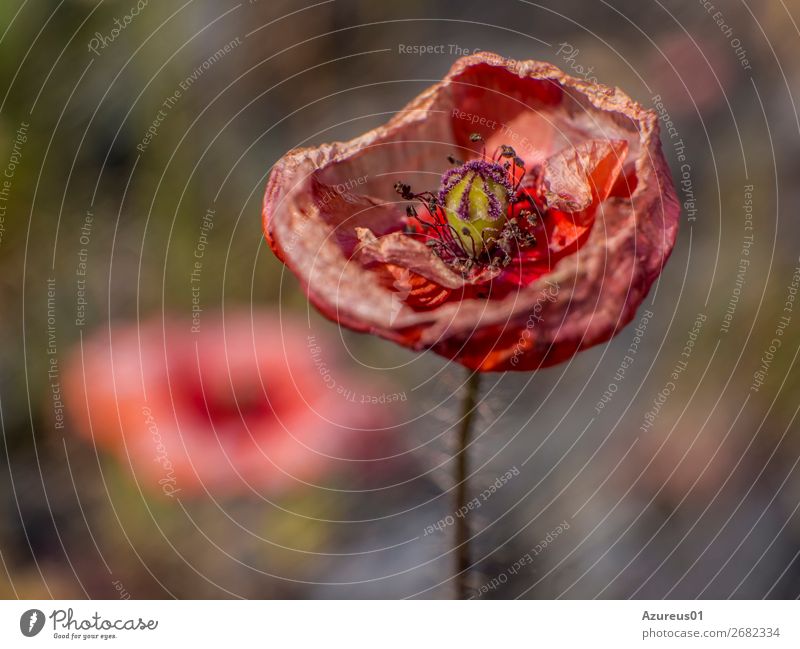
[[1, 0, 800, 599]]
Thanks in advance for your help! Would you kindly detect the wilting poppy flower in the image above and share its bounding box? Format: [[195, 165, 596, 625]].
[[63, 313, 384, 495], [264, 52, 679, 371]]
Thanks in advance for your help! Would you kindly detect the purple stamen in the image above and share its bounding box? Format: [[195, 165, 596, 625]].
[[437, 160, 514, 223]]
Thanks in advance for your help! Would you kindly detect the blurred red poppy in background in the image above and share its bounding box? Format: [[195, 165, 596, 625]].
[[64, 313, 385, 496], [264, 52, 679, 371]]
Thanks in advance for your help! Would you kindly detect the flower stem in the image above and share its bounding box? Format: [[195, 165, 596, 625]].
[[454, 370, 481, 599]]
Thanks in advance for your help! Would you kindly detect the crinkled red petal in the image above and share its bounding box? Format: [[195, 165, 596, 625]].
[[264, 53, 679, 371]]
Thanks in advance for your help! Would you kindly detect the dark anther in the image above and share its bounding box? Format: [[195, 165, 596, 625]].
[[447, 155, 464, 165], [469, 132, 483, 142], [499, 145, 517, 158], [394, 181, 414, 200]]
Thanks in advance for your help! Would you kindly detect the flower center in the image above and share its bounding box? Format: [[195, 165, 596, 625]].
[[394, 135, 539, 278], [439, 160, 512, 256]]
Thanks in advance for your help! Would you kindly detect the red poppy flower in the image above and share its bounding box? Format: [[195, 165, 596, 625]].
[[63, 313, 384, 495], [263, 52, 679, 371]]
